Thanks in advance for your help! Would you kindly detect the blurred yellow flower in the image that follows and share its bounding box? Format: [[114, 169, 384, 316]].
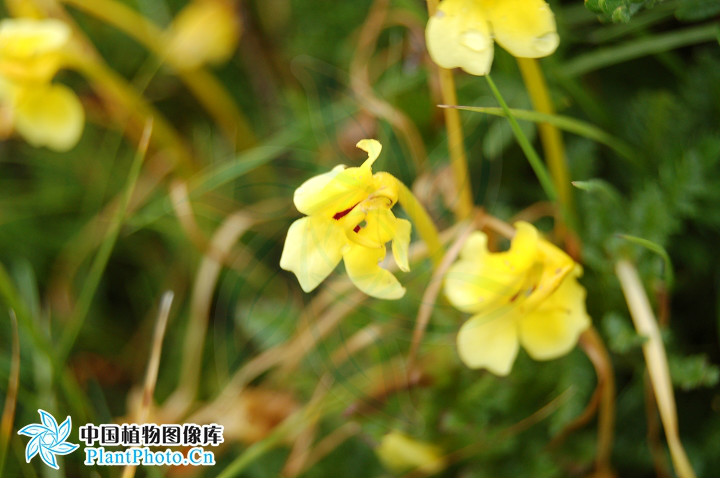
[[426, 0, 559, 76], [0, 18, 84, 151], [376, 431, 446, 474], [280, 139, 411, 300], [444, 222, 590, 375], [166, 0, 241, 70]]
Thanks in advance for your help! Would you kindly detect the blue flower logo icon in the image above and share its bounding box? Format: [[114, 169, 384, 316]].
[[17, 409, 79, 469]]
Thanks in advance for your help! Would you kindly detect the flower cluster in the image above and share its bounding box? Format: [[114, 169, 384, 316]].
[[0, 18, 84, 151], [425, 0, 559, 76], [280, 143, 590, 374], [444, 222, 590, 375], [280, 139, 411, 300]]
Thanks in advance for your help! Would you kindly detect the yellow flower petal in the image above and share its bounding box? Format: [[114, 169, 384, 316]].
[[391, 218, 411, 273], [294, 166, 373, 217], [279, 216, 346, 292], [518, 266, 590, 360], [166, 0, 241, 69], [355, 207, 398, 248], [376, 431, 446, 474], [293, 165, 346, 214], [444, 228, 538, 314], [486, 0, 559, 59], [426, 0, 494, 76], [343, 243, 405, 300], [0, 18, 70, 82], [13, 83, 84, 151], [370, 171, 399, 205], [457, 312, 519, 375]]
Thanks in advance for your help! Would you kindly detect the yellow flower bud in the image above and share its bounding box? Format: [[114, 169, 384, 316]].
[[376, 431, 446, 474], [166, 0, 241, 70]]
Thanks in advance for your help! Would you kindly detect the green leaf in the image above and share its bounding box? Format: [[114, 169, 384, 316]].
[[675, 0, 720, 21], [572, 179, 623, 204], [561, 24, 719, 77], [669, 354, 720, 390], [602, 312, 647, 353]]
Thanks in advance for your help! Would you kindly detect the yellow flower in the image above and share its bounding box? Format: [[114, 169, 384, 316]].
[[166, 0, 241, 70], [376, 431, 446, 474], [444, 222, 590, 375], [0, 18, 69, 83], [0, 18, 84, 151], [280, 139, 411, 300], [426, 0, 559, 76]]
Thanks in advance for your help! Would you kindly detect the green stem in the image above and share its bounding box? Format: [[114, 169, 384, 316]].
[[485, 75, 557, 202], [396, 181, 443, 268]]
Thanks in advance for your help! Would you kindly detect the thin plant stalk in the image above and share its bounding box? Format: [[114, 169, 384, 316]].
[[616, 260, 696, 478], [424, 0, 475, 221], [516, 58, 574, 234], [0, 311, 19, 476], [407, 210, 483, 373], [121, 291, 174, 478], [579, 326, 616, 476]]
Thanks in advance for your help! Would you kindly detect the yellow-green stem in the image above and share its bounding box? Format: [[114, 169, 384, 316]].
[[616, 260, 696, 478], [61, 0, 256, 150], [425, 0, 475, 221], [397, 181, 443, 268], [516, 58, 572, 221]]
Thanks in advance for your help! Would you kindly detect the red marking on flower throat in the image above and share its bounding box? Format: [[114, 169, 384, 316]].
[[333, 202, 363, 233]]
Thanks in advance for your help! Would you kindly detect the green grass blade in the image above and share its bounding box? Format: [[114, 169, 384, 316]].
[[484, 75, 557, 201], [58, 123, 152, 362], [561, 23, 719, 77], [445, 105, 637, 162], [128, 128, 300, 231]]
